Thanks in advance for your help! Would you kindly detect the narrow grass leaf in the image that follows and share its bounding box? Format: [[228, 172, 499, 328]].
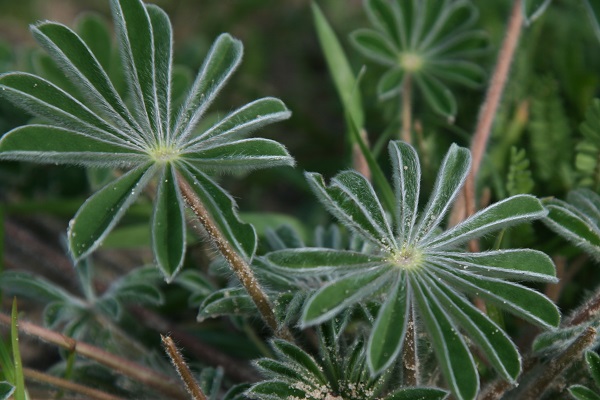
[[0, 125, 143, 166], [429, 276, 521, 381], [386, 387, 449, 400], [0, 73, 133, 146], [431, 249, 557, 282], [389, 141, 420, 242], [569, 385, 600, 400], [179, 165, 257, 260], [111, 0, 159, 135], [311, 2, 364, 128], [350, 29, 397, 65], [301, 268, 389, 327], [265, 248, 383, 274], [306, 172, 394, 247], [412, 276, 479, 400], [414, 73, 457, 118], [270, 339, 327, 385], [174, 33, 243, 142], [184, 138, 293, 172], [438, 268, 560, 329], [367, 273, 410, 374], [147, 4, 172, 142], [427, 195, 546, 249], [413, 143, 470, 243], [68, 162, 155, 261], [152, 165, 186, 281], [31, 22, 141, 138], [186, 98, 291, 148], [11, 300, 25, 400]]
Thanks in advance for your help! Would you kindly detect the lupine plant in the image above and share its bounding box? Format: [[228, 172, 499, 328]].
[[1, 0, 600, 400]]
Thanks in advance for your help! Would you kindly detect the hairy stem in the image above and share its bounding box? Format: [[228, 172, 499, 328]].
[[162, 335, 207, 400], [521, 326, 596, 399], [23, 368, 124, 400], [176, 174, 293, 341], [0, 313, 186, 399], [401, 75, 413, 144], [451, 0, 524, 222], [402, 305, 418, 385]]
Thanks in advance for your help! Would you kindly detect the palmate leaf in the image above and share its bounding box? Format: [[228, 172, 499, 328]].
[[275, 141, 557, 399], [0, 0, 293, 281]]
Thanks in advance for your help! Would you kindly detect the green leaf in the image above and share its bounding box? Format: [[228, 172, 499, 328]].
[[152, 165, 186, 281], [31, 21, 142, 139], [11, 300, 25, 400], [0, 73, 133, 146], [76, 13, 112, 71], [434, 249, 557, 283], [412, 276, 479, 400], [179, 165, 257, 260], [223, 384, 252, 400], [108, 266, 164, 305], [270, 339, 327, 385], [173, 33, 243, 141], [522, 0, 553, 25], [147, 4, 172, 142], [587, 351, 600, 387], [68, 162, 155, 261], [430, 277, 521, 382], [377, 68, 404, 100], [0, 382, 15, 400], [265, 248, 383, 274], [583, 0, 600, 44], [350, 29, 397, 66], [185, 97, 291, 148], [389, 141, 420, 242], [385, 387, 449, 400], [301, 268, 390, 327], [306, 171, 395, 248], [569, 385, 600, 400], [568, 189, 600, 226], [438, 268, 560, 329], [427, 195, 546, 249], [111, 0, 159, 135], [197, 288, 255, 321], [311, 2, 364, 128], [414, 143, 470, 243], [0, 125, 144, 167], [367, 273, 410, 374], [184, 138, 294, 172], [543, 199, 600, 261], [414, 73, 457, 118], [429, 60, 486, 88], [254, 359, 314, 386], [364, 0, 401, 47], [0, 272, 82, 305], [246, 381, 305, 399]]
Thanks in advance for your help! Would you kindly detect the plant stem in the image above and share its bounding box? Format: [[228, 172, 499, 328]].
[[451, 0, 524, 222], [0, 313, 187, 400], [176, 174, 293, 341], [566, 287, 600, 327], [521, 326, 596, 399], [402, 305, 418, 386], [23, 368, 124, 400], [162, 335, 207, 400], [401, 74, 413, 143]]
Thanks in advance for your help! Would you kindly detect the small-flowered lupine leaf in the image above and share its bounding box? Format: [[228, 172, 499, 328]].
[[522, 0, 553, 25], [0, 0, 293, 281], [264, 141, 557, 400]]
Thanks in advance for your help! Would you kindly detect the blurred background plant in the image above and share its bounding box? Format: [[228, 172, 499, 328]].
[[2, 0, 600, 399]]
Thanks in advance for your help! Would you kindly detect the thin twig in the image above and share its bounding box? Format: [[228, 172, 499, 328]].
[[23, 368, 125, 400], [0, 313, 187, 399], [451, 0, 524, 223], [401, 75, 413, 143], [176, 173, 293, 341], [162, 335, 207, 400]]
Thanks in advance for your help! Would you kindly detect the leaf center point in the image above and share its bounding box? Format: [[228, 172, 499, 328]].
[[399, 52, 424, 72], [389, 247, 422, 271]]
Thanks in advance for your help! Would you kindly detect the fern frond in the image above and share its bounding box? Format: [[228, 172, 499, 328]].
[[506, 146, 534, 196], [576, 98, 600, 192]]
